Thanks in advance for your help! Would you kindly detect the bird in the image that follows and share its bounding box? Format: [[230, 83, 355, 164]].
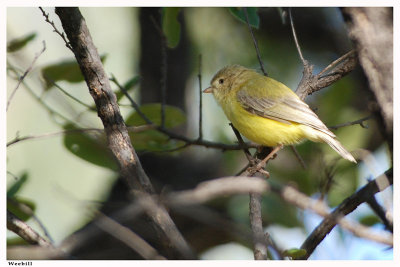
[[203, 64, 356, 163]]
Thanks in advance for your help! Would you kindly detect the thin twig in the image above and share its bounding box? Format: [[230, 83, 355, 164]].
[[43, 74, 95, 110], [39, 7, 73, 51], [7, 41, 46, 111], [6, 125, 155, 147], [366, 195, 393, 232], [198, 54, 203, 140], [150, 15, 167, 128], [7, 62, 74, 125], [290, 145, 307, 169], [289, 8, 306, 64], [160, 27, 167, 129], [329, 115, 372, 130], [230, 123, 253, 163], [317, 49, 356, 78], [110, 75, 153, 124], [243, 7, 267, 76]]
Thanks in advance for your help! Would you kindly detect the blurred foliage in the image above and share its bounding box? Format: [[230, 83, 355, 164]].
[[7, 197, 36, 222], [227, 189, 301, 228], [7, 32, 37, 52], [126, 103, 186, 128], [162, 7, 182, 48], [116, 75, 140, 101], [62, 123, 118, 170], [7, 172, 28, 198], [41, 55, 107, 90], [7, 236, 30, 246], [282, 248, 307, 259], [229, 7, 260, 29], [7, 172, 36, 222], [358, 214, 381, 227], [126, 103, 186, 151]]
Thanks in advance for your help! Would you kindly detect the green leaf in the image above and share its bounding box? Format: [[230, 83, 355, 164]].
[[282, 248, 307, 259], [229, 7, 259, 29], [7, 33, 37, 53], [63, 123, 117, 170], [7, 172, 28, 198], [126, 103, 186, 129], [359, 214, 381, 226], [7, 197, 36, 222], [41, 55, 107, 90], [162, 7, 181, 48]]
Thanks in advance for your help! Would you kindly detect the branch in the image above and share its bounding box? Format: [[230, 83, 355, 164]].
[[328, 115, 372, 130], [94, 212, 166, 260], [54, 7, 152, 192], [289, 9, 358, 101], [297, 168, 393, 259], [7, 41, 46, 111], [289, 8, 305, 64], [7, 246, 65, 260], [295, 50, 358, 100], [7, 210, 52, 247], [366, 195, 392, 232], [53, 7, 193, 259], [39, 7, 73, 51], [7, 197, 54, 243], [166, 176, 269, 206]]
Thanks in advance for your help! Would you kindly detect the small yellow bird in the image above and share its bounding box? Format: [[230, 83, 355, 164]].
[[203, 65, 356, 163]]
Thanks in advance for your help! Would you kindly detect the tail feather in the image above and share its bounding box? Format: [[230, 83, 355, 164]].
[[318, 133, 357, 163]]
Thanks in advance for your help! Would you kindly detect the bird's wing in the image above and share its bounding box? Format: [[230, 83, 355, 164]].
[[236, 88, 335, 137]]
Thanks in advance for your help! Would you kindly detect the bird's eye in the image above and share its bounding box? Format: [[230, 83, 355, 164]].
[[219, 78, 224, 84]]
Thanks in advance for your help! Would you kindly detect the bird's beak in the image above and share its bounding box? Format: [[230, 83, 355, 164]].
[[203, 87, 213, 93]]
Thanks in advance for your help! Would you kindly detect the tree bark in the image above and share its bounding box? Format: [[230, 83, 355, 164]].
[[341, 7, 393, 152]]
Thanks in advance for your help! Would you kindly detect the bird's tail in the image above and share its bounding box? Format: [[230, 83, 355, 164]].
[[318, 133, 357, 163]]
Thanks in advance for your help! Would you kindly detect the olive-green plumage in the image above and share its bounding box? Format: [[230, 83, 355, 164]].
[[204, 65, 356, 163]]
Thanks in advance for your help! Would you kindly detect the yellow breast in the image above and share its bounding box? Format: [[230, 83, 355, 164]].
[[222, 99, 306, 146]]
